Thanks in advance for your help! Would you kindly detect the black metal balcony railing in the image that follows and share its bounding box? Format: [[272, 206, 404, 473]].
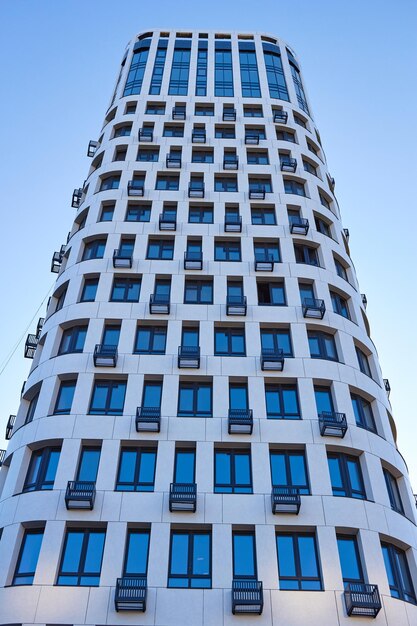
[[414, 494, 417, 508], [223, 156, 239, 170], [87, 140, 99, 157], [184, 250, 203, 270], [113, 249, 133, 268], [280, 157, 297, 173], [169, 483, 197, 512], [159, 212, 177, 230], [383, 379, 391, 397], [5, 415, 15, 440], [228, 409, 254, 435], [0, 449, 6, 467], [178, 345, 200, 369], [223, 108, 236, 121], [245, 134, 260, 145], [51, 250, 63, 273], [343, 227, 350, 240], [302, 297, 326, 319], [115, 576, 147, 612], [260, 348, 285, 371], [36, 317, 45, 339], [172, 106, 186, 120], [165, 154, 182, 169], [24, 334, 39, 359], [254, 253, 274, 272], [65, 481, 96, 510], [361, 293, 368, 309], [71, 187, 83, 208], [226, 295, 247, 316], [224, 214, 242, 232], [232, 580, 264, 615], [135, 407, 161, 432], [344, 583, 382, 618], [273, 110, 288, 124], [138, 128, 153, 142], [192, 130, 206, 143], [188, 182, 205, 198], [290, 216, 309, 235], [127, 180, 144, 197], [319, 412, 348, 438], [149, 294, 170, 314], [93, 344, 118, 367], [249, 185, 266, 200], [271, 486, 301, 514]]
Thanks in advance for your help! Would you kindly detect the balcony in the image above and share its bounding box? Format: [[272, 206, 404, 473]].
[[280, 157, 297, 173], [344, 583, 382, 618], [260, 348, 284, 371], [36, 317, 45, 338], [184, 250, 203, 270], [383, 379, 391, 397], [51, 251, 63, 273], [188, 182, 205, 198], [127, 180, 144, 196], [226, 295, 247, 316], [224, 214, 242, 232], [302, 298, 326, 319], [65, 481, 96, 510], [223, 155, 239, 170], [245, 134, 260, 145], [159, 212, 177, 230], [166, 153, 182, 168], [0, 449, 5, 467], [223, 108, 236, 121], [178, 345, 200, 368], [228, 409, 253, 435], [343, 228, 350, 240], [254, 254, 274, 272], [319, 412, 348, 438], [24, 334, 39, 359], [169, 483, 197, 512], [232, 580, 263, 615], [361, 294, 368, 309], [273, 110, 288, 124], [135, 407, 161, 432], [113, 249, 133, 268], [192, 129, 206, 143], [93, 344, 118, 367], [71, 187, 83, 208], [115, 576, 147, 612], [271, 486, 301, 514], [172, 106, 186, 120], [149, 294, 170, 314], [249, 185, 265, 200], [5, 415, 15, 440], [87, 140, 99, 157], [138, 128, 153, 142], [290, 216, 309, 235]]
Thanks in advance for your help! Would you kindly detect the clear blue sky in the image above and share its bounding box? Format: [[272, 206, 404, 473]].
[[0, 0, 416, 484]]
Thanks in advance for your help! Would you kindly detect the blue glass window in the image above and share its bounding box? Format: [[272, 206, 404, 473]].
[[23, 447, 60, 492], [76, 447, 101, 482], [276, 533, 322, 590], [80, 277, 98, 302], [155, 175, 180, 190], [284, 179, 306, 196], [351, 394, 377, 433], [229, 384, 248, 410], [254, 241, 280, 262], [116, 448, 157, 491], [257, 281, 285, 305], [328, 453, 366, 499], [265, 384, 300, 419], [215, 449, 252, 493], [215, 42, 234, 96], [239, 43, 261, 97], [184, 279, 213, 304], [89, 380, 126, 415], [124, 40, 151, 96], [308, 331, 338, 361], [54, 380, 76, 415], [262, 44, 289, 101], [114, 124, 132, 137], [382, 543, 416, 604], [196, 42, 208, 96], [214, 176, 238, 192], [188, 206, 213, 223], [233, 532, 257, 578], [142, 381, 162, 409], [174, 449, 196, 483], [356, 347, 372, 377], [214, 240, 241, 261], [337, 535, 364, 587], [126, 204, 151, 222], [331, 291, 350, 319], [135, 326, 166, 354], [82, 238, 106, 261], [100, 203, 115, 221], [13, 529, 44, 585], [192, 149, 214, 163], [178, 382, 212, 417], [124, 530, 150, 575], [247, 151, 269, 165], [59, 325, 87, 355], [169, 41, 191, 95], [383, 468, 404, 515], [99, 174, 120, 191], [110, 277, 141, 302], [137, 147, 160, 162], [314, 386, 334, 414], [260, 329, 292, 357], [287, 49, 310, 115], [147, 238, 174, 259], [214, 327, 245, 356], [149, 40, 168, 95], [168, 531, 211, 588], [57, 529, 106, 586], [270, 451, 310, 494]]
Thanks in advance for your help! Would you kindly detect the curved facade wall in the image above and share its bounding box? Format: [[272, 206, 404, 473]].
[[0, 29, 416, 626]]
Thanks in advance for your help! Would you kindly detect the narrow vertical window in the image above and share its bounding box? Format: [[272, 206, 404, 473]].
[[238, 43, 261, 97], [168, 40, 191, 95], [287, 49, 310, 114], [262, 43, 289, 101], [233, 531, 257, 579], [337, 535, 365, 587], [381, 543, 416, 603], [195, 41, 208, 96], [13, 529, 44, 585], [123, 530, 150, 576], [149, 40, 168, 94], [124, 39, 151, 96], [215, 41, 234, 96]]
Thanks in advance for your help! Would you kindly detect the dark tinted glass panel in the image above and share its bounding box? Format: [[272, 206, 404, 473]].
[[13, 530, 44, 585]]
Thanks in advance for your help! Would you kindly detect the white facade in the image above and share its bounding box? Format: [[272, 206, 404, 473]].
[[0, 28, 416, 626]]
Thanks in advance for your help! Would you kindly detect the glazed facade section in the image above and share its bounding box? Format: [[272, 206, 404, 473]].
[[0, 29, 416, 626]]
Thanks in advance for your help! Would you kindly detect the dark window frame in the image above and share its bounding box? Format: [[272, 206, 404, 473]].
[[177, 381, 212, 417], [214, 327, 246, 356], [23, 446, 61, 492], [12, 529, 44, 586], [276, 532, 323, 590], [265, 384, 300, 419], [269, 450, 310, 494], [57, 528, 106, 586], [168, 530, 212, 588], [110, 277, 141, 302], [327, 453, 366, 499], [214, 448, 253, 494], [116, 447, 157, 492], [88, 379, 127, 416]]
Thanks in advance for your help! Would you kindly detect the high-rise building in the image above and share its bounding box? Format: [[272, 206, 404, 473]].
[[0, 28, 416, 626]]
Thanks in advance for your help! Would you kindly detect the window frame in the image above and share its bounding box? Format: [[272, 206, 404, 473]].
[[23, 446, 61, 493], [269, 450, 310, 494], [110, 277, 141, 302], [116, 447, 157, 492], [88, 379, 127, 416], [168, 530, 212, 588], [327, 453, 367, 499], [276, 532, 323, 591], [57, 528, 106, 586], [308, 330, 338, 362], [53, 380, 76, 415], [184, 279, 213, 304], [214, 448, 253, 494], [58, 325, 88, 355], [265, 383, 300, 419], [12, 529, 44, 586], [214, 326, 246, 356], [177, 381, 212, 417], [382, 542, 416, 604], [134, 325, 167, 354]]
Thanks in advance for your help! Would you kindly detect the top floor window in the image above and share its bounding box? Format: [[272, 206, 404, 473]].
[[149, 41, 168, 95], [262, 44, 289, 101], [124, 39, 151, 96], [215, 42, 234, 97], [169, 41, 191, 95], [239, 43, 261, 97]]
